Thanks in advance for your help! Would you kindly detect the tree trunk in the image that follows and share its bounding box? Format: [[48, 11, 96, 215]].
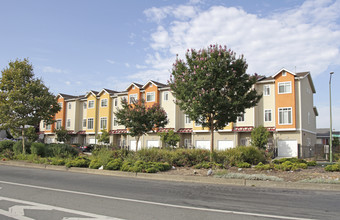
[[210, 115, 214, 162], [136, 136, 140, 152], [22, 128, 26, 155]]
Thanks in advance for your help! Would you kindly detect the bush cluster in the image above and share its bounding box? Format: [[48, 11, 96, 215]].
[[256, 158, 316, 171], [325, 163, 340, 172]]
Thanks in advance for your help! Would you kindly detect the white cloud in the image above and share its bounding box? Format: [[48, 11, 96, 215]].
[[65, 81, 71, 85], [106, 59, 116, 64], [136, 64, 147, 69], [42, 66, 67, 74], [125, 63, 130, 68], [140, 0, 340, 84]]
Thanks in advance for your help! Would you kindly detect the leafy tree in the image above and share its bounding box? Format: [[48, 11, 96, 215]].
[[54, 126, 70, 143], [98, 130, 110, 144], [0, 59, 61, 154], [158, 129, 180, 148], [169, 44, 261, 158], [251, 125, 269, 149], [333, 137, 340, 147], [25, 126, 39, 142], [116, 99, 168, 151]]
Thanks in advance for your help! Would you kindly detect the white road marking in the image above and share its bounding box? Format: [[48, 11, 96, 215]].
[[0, 180, 315, 220], [0, 196, 122, 220]]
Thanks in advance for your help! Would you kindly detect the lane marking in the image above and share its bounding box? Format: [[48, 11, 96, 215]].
[[0, 180, 315, 220], [0, 196, 122, 220]]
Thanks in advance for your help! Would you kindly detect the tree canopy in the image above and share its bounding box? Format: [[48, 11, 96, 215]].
[[158, 129, 180, 148], [98, 130, 110, 145], [54, 126, 70, 143], [115, 99, 168, 151], [169, 44, 261, 156], [251, 125, 269, 149], [0, 58, 61, 153]]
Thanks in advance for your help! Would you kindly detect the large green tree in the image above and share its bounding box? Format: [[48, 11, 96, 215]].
[[250, 125, 269, 149], [116, 99, 168, 151], [0, 59, 61, 153], [54, 126, 70, 143], [169, 44, 261, 157]]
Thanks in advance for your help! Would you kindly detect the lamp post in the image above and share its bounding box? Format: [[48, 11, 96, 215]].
[[329, 71, 334, 163]]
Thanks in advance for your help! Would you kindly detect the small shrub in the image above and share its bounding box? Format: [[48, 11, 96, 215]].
[[307, 161, 317, 166], [0, 140, 15, 152], [273, 158, 306, 164], [120, 161, 133, 172], [66, 157, 90, 168], [46, 144, 78, 158], [89, 159, 103, 169], [325, 164, 340, 172], [237, 162, 251, 168], [13, 141, 31, 155], [193, 162, 221, 169], [0, 149, 14, 159], [49, 157, 66, 166], [31, 142, 46, 157], [255, 162, 273, 170], [105, 158, 123, 170]]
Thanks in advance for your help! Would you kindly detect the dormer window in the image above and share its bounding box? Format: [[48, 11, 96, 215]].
[[282, 71, 286, 76]]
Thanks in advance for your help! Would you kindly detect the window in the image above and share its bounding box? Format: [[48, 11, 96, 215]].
[[101, 99, 108, 107], [146, 92, 155, 102], [164, 92, 169, 101], [114, 98, 118, 107], [67, 119, 71, 128], [46, 124, 51, 130], [68, 103, 71, 109], [278, 107, 292, 125], [82, 119, 86, 128], [56, 120, 62, 129], [195, 121, 202, 127], [278, 82, 291, 94], [264, 85, 270, 96], [87, 118, 94, 129], [185, 115, 191, 124], [308, 112, 311, 124], [121, 96, 127, 102], [129, 94, 137, 103], [264, 110, 272, 122], [88, 100, 95, 108], [43, 121, 46, 128], [237, 113, 245, 122], [114, 117, 118, 126], [83, 102, 87, 109], [240, 138, 247, 146], [282, 71, 286, 76], [184, 139, 191, 147], [58, 102, 63, 109], [100, 117, 107, 129]]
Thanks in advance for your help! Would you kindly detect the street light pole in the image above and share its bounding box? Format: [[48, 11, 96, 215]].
[[329, 71, 334, 163]]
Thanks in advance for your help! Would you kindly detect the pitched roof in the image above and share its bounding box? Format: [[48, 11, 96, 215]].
[[98, 88, 118, 96], [125, 82, 143, 91], [57, 93, 77, 100], [142, 80, 168, 89]]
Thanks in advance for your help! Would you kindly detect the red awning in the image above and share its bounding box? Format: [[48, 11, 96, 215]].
[[177, 128, 193, 133], [109, 129, 127, 134]]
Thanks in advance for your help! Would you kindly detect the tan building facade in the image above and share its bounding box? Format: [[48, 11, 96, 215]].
[[40, 68, 318, 157]]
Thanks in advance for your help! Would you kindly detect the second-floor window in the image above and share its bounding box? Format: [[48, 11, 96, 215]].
[[264, 85, 270, 96], [58, 102, 63, 109], [46, 124, 51, 130], [264, 109, 272, 122], [237, 113, 245, 122], [100, 117, 107, 129], [185, 115, 191, 124], [146, 92, 155, 102], [88, 100, 95, 108], [68, 103, 71, 109], [114, 117, 118, 126], [56, 119, 62, 129], [129, 94, 137, 103], [164, 92, 169, 101], [67, 119, 71, 128], [278, 82, 291, 94], [83, 102, 87, 109], [82, 119, 86, 128], [101, 99, 108, 107], [114, 98, 118, 107], [278, 107, 292, 125], [87, 118, 94, 129]]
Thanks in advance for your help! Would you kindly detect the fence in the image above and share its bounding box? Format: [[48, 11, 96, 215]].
[[299, 144, 340, 160]]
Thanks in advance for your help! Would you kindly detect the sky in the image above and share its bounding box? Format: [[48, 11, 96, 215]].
[[0, 0, 339, 130]]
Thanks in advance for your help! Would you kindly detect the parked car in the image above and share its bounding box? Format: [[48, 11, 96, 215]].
[[80, 144, 94, 152]]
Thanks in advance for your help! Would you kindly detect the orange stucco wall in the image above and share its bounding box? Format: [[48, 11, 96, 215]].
[[144, 83, 159, 108], [128, 85, 141, 104], [275, 71, 296, 129]]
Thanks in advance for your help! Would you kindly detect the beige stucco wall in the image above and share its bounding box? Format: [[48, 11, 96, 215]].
[[255, 82, 276, 127], [160, 90, 176, 129]]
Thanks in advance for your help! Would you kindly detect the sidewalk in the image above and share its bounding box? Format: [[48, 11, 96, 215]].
[[1, 160, 340, 191]]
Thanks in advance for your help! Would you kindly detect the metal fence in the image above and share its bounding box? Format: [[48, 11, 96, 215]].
[[299, 144, 340, 160]]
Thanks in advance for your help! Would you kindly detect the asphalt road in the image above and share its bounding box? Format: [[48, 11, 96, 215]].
[[0, 165, 339, 220]]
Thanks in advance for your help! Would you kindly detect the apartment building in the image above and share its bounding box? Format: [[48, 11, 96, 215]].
[[40, 68, 318, 157]]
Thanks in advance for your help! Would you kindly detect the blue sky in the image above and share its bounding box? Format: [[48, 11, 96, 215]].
[[0, 0, 339, 130]]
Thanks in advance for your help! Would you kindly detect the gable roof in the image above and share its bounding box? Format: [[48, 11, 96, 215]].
[[272, 68, 296, 78], [142, 80, 168, 89], [85, 90, 99, 98], [125, 82, 143, 91], [98, 88, 118, 96], [57, 93, 77, 100]]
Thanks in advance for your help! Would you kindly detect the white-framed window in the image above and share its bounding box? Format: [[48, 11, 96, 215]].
[[237, 113, 245, 122], [58, 102, 63, 109], [185, 114, 191, 124], [114, 98, 118, 107], [67, 119, 71, 128], [264, 109, 272, 122], [68, 103, 71, 109], [184, 139, 191, 147], [282, 71, 287, 76], [264, 85, 270, 96], [278, 107, 292, 125], [88, 100, 95, 108], [43, 121, 46, 128], [146, 92, 155, 102], [100, 117, 107, 130], [163, 92, 169, 101], [129, 94, 137, 103], [83, 102, 87, 109], [46, 124, 51, 130], [278, 82, 292, 94], [87, 118, 94, 129], [82, 119, 86, 128], [101, 98, 108, 107], [56, 119, 62, 129], [113, 117, 118, 126]]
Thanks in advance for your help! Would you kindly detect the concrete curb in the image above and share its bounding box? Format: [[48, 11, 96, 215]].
[[1, 160, 340, 191]]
